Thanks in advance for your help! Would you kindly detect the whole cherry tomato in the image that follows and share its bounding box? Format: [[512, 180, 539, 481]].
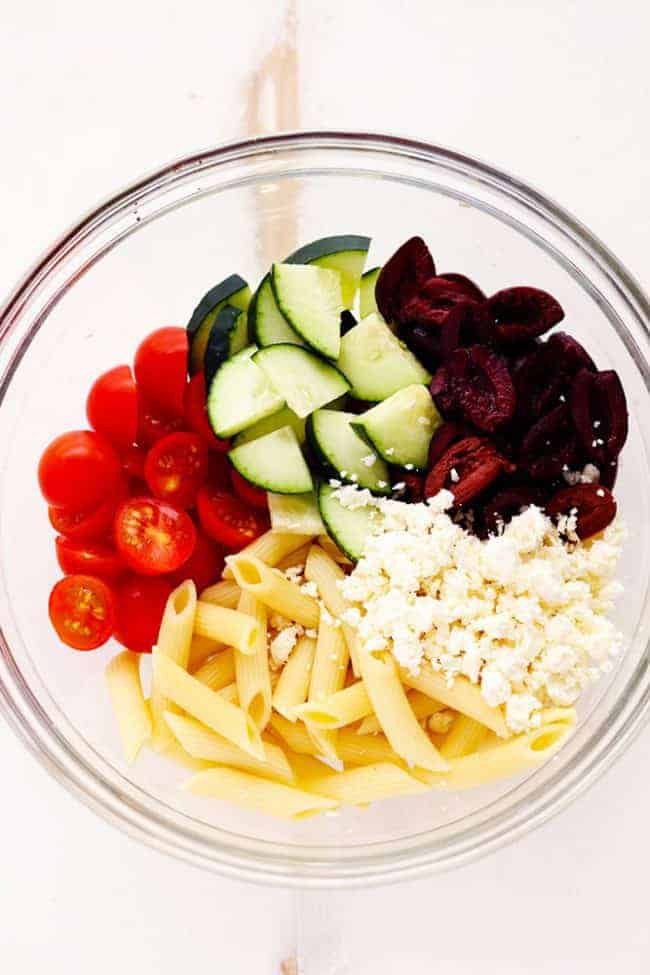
[[134, 327, 188, 418], [86, 365, 138, 450], [39, 430, 122, 510], [113, 574, 173, 653]]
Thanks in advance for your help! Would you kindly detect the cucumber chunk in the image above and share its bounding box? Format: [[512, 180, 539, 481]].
[[351, 385, 442, 471], [187, 274, 251, 374], [306, 410, 391, 494], [317, 483, 384, 562], [248, 275, 305, 348], [359, 267, 381, 319], [337, 314, 431, 402], [228, 427, 313, 495], [268, 491, 325, 534], [253, 345, 350, 419], [203, 304, 248, 389], [287, 235, 370, 308], [207, 345, 284, 438], [271, 263, 344, 360], [233, 405, 306, 447]]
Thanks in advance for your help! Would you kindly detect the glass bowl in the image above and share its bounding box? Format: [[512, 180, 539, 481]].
[[1, 131, 649, 888]]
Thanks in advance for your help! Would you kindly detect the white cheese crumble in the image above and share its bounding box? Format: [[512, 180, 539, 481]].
[[361, 453, 377, 467], [270, 624, 303, 666], [338, 488, 624, 733]]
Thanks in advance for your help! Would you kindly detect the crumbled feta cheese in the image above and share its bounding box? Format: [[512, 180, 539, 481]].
[[404, 463, 415, 471], [300, 580, 318, 598], [449, 467, 460, 483], [361, 454, 377, 467], [329, 478, 342, 488], [377, 480, 388, 489], [284, 565, 304, 584], [270, 625, 303, 665], [385, 447, 395, 456], [392, 482, 406, 492], [417, 415, 430, 426]]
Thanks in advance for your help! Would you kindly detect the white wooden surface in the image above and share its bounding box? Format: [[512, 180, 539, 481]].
[[1, 2, 649, 972]]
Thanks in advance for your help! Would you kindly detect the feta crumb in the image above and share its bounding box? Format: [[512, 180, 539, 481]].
[[417, 416, 429, 426], [392, 482, 406, 492], [329, 478, 342, 488], [361, 454, 377, 467], [305, 628, 318, 639], [385, 447, 395, 456], [449, 467, 460, 484], [404, 463, 415, 471], [377, 480, 388, 489], [270, 625, 303, 665]]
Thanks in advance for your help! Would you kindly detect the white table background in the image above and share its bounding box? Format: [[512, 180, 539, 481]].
[[1, 1, 649, 971]]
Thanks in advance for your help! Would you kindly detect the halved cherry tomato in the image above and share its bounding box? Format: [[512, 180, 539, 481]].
[[197, 487, 269, 550], [134, 327, 187, 418], [137, 399, 185, 448], [144, 432, 208, 509], [168, 529, 225, 592], [184, 371, 230, 452], [120, 444, 147, 481], [39, 430, 122, 510], [48, 477, 128, 541], [230, 467, 269, 510], [114, 496, 196, 574], [55, 536, 125, 581], [48, 575, 115, 651], [113, 574, 173, 653], [86, 365, 138, 450]]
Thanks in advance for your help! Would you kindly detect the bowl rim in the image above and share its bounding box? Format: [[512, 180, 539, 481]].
[[1, 129, 649, 887]]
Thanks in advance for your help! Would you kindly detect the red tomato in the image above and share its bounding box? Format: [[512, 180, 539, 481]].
[[184, 371, 230, 451], [113, 574, 173, 653], [48, 575, 115, 651], [207, 451, 231, 492], [114, 496, 196, 574], [230, 467, 269, 510], [39, 430, 122, 510], [121, 444, 147, 481], [197, 487, 269, 550], [134, 327, 188, 418], [137, 399, 186, 448], [47, 477, 128, 541], [55, 536, 125, 581], [144, 432, 208, 509], [168, 529, 225, 592], [86, 365, 138, 450]]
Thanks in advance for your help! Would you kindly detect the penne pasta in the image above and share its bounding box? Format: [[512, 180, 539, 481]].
[[297, 762, 428, 805], [194, 601, 261, 654], [105, 651, 152, 764], [160, 740, 215, 773], [357, 689, 443, 736], [216, 682, 239, 705], [400, 662, 509, 738], [439, 714, 488, 760], [305, 617, 349, 760], [188, 634, 223, 672], [150, 581, 197, 747], [192, 647, 236, 690], [199, 579, 241, 609], [276, 542, 312, 573], [272, 636, 316, 721], [184, 767, 338, 819], [337, 729, 403, 767], [304, 545, 361, 676], [230, 555, 320, 628], [317, 534, 352, 566], [269, 712, 316, 755], [235, 591, 272, 730], [428, 710, 456, 735], [223, 531, 313, 579], [296, 681, 373, 730]]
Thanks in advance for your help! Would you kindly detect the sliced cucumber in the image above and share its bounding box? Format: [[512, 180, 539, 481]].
[[233, 405, 306, 447], [337, 314, 431, 402], [359, 267, 381, 319], [306, 410, 391, 494], [248, 275, 305, 348], [351, 385, 442, 471], [287, 235, 370, 308], [268, 491, 325, 534], [203, 304, 248, 389], [253, 345, 350, 419], [271, 263, 344, 360], [228, 427, 313, 495], [207, 345, 284, 438], [317, 483, 384, 562], [187, 274, 251, 374]]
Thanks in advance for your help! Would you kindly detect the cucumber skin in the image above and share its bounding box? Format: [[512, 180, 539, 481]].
[[248, 274, 304, 348], [316, 482, 379, 562], [203, 305, 245, 390], [269, 264, 342, 360], [286, 235, 371, 265], [186, 274, 249, 373]]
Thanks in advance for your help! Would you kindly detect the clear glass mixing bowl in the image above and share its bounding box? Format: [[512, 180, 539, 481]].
[[0, 132, 649, 887]]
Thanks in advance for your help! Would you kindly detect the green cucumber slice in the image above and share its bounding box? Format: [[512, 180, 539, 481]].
[[359, 267, 381, 319], [317, 483, 384, 562], [306, 410, 391, 494], [337, 314, 431, 401], [351, 385, 442, 471], [233, 405, 306, 447], [268, 492, 325, 534], [253, 345, 350, 419], [228, 427, 313, 495], [287, 235, 370, 308], [271, 263, 344, 360], [248, 275, 305, 348], [187, 274, 251, 374], [203, 304, 248, 389], [207, 345, 284, 438]]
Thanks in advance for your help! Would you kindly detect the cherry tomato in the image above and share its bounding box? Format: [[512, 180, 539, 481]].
[[137, 399, 185, 448], [230, 467, 269, 510], [197, 487, 269, 550], [168, 529, 225, 592], [47, 477, 128, 541], [184, 371, 230, 451], [39, 430, 122, 510], [144, 432, 208, 509], [55, 536, 125, 581], [121, 444, 147, 481], [114, 496, 196, 574], [134, 327, 187, 418], [48, 575, 115, 651], [113, 574, 173, 653], [86, 365, 138, 450], [207, 451, 231, 492]]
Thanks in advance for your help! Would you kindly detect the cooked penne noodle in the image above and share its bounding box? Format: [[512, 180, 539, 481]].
[[400, 662, 509, 738], [199, 579, 241, 609], [305, 617, 349, 759], [184, 766, 338, 819], [317, 534, 352, 566], [358, 650, 448, 773], [164, 712, 293, 784], [337, 729, 403, 767], [276, 542, 312, 573], [192, 648, 236, 690], [271, 636, 316, 721], [268, 712, 315, 754], [235, 591, 272, 730], [304, 545, 361, 675], [296, 680, 373, 729], [298, 761, 428, 804], [439, 714, 488, 760], [160, 740, 215, 773], [194, 601, 261, 654], [105, 651, 152, 764], [216, 682, 239, 705], [357, 689, 443, 736], [152, 650, 263, 759], [150, 581, 197, 746], [428, 710, 456, 735], [188, 634, 223, 672], [230, 555, 320, 628], [222, 531, 313, 579]]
